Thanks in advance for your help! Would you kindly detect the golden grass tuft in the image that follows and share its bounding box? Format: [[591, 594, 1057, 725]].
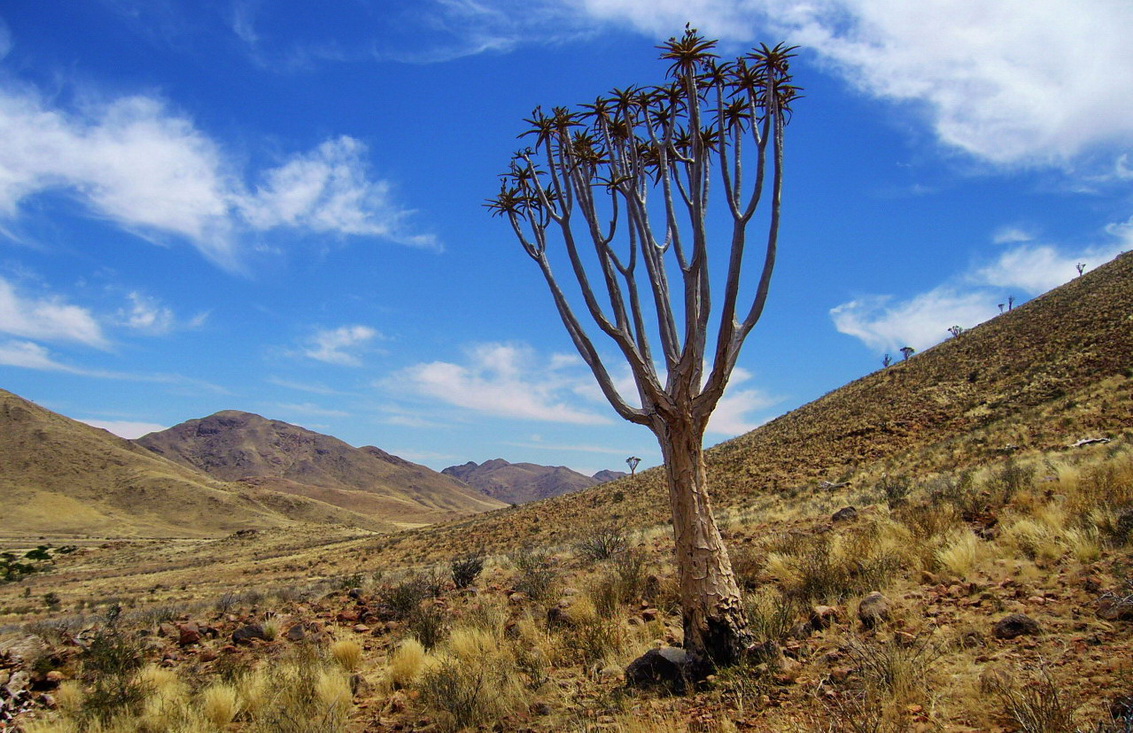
[[936, 527, 988, 578], [330, 638, 363, 673], [388, 638, 428, 689], [201, 682, 239, 729]]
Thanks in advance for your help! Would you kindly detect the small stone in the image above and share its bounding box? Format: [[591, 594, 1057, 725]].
[[831, 506, 858, 523], [858, 592, 890, 629], [353, 624, 370, 634], [285, 623, 307, 642], [45, 670, 66, 684], [178, 622, 201, 647], [810, 605, 840, 630], [992, 613, 1041, 640], [641, 608, 660, 622], [232, 623, 267, 645]]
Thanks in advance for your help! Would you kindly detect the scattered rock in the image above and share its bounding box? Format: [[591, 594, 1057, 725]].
[[746, 640, 785, 666], [809, 605, 840, 631], [232, 623, 267, 645], [831, 506, 858, 523], [285, 623, 308, 642], [177, 623, 201, 647], [993, 613, 1041, 639], [1097, 598, 1133, 622], [624, 647, 708, 694], [858, 592, 890, 629]]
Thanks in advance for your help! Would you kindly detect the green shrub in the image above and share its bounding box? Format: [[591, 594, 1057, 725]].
[[450, 553, 485, 589]]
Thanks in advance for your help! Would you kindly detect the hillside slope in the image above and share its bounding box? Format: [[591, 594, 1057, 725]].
[[370, 251, 1133, 558], [442, 459, 620, 504], [137, 411, 505, 523], [0, 390, 394, 537]]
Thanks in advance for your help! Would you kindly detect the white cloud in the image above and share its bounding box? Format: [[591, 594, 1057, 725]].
[[831, 233, 1129, 353], [0, 82, 438, 269], [0, 277, 107, 347], [241, 137, 440, 250], [116, 291, 176, 334], [705, 367, 779, 436], [0, 339, 77, 371], [393, 342, 613, 425], [970, 241, 1127, 293], [79, 419, 168, 439], [831, 287, 998, 354], [302, 325, 379, 366], [548, 1, 1133, 168]]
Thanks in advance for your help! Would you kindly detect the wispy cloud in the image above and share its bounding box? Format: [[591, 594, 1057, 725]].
[[391, 342, 613, 425], [301, 325, 380, 366], [548, 1, 1133, 170], [705, 366, 780, 436], [831, 234, 1129, 354], [0, 277, 107, 347], [0, 81, 439, 270], [0, 340, 85, 372]]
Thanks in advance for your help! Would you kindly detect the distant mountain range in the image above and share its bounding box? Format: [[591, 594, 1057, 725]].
[[442, 459, 626, 505], [0, 390, 402, 537], [136, 411, 505, 524]]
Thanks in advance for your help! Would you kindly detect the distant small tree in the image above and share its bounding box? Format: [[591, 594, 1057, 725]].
[[881, 354, 892, 368], [998, 303, 1005, 313], [488, 27, 799, 665], [1008, 295, 1015, 310], [948, 325, 965, 338], [626, 456, 641, 475], [1077, 262, 1086, 276], [900, 346, 915, 361]]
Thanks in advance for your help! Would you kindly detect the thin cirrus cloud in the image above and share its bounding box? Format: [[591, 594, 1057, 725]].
[[830, 236, 1130, 354], [0, 81, 438, 271], [301, 325, 381, 366], [0, 276, 107, 348], [391, 342, 779, 434], [391, 342, 614, 425]]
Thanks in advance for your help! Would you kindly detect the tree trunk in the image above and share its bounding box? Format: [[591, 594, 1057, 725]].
[[657, 417, 751, 667]]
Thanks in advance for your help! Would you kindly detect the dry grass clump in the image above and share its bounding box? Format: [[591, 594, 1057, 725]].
[[201, 681, 239, 728], [936, 527, 990, 578], [982, 664, 1079, 732], [415, 624, 526, 731], [387, 638, 427, 689], [744, 586, 799, 643], [330, 638, 363, 673], [765, 517, 911, 603]]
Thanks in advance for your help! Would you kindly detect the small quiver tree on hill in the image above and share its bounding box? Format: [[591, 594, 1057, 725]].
[[487, 28, 798, 668]]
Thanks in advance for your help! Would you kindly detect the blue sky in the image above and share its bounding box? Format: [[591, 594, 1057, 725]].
[[1, 1, 1130, 476]]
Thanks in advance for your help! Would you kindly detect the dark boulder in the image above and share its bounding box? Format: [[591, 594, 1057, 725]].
[[624, 647, 709, 694], [992, 613, 1041, 639]]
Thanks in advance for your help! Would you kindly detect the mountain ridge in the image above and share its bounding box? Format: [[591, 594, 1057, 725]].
[[136, 410, 505, 522], [441, 458, 626, 505]]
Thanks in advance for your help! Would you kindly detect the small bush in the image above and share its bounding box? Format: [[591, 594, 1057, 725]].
[[378, 574, 433, 620], [845, 633, 941, 704], [989, 458, 1035, 506], [408, 603, 450, 650], [450, 554, 485, 589], [986, 664, 1078, 733], [575, 525, 629, 561], [744, 587, 799, 643], [877, 474, 911, 509], [512, 548, 559, 602]]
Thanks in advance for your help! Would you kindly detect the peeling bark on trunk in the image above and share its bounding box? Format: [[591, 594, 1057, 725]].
[[657, 417, 751, 667]]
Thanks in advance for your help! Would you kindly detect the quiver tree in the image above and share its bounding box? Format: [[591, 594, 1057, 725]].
[[487, 28, 798, 667]]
